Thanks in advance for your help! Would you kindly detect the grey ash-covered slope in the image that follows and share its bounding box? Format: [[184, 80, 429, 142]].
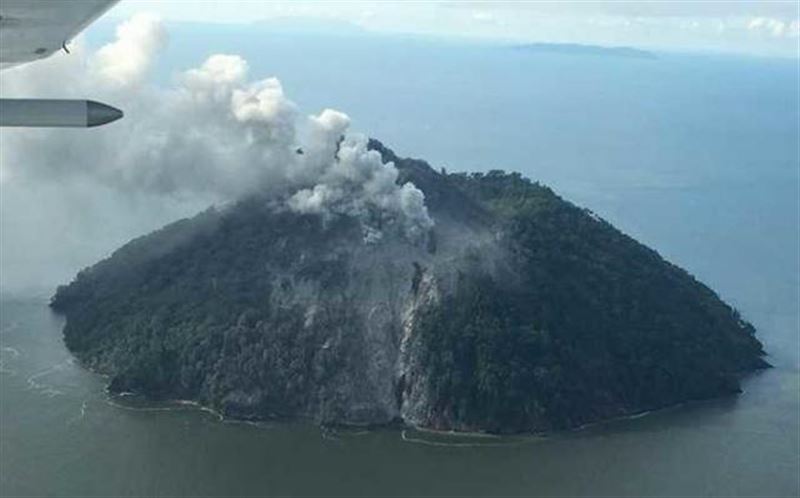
[[51, 140, 768, 433]]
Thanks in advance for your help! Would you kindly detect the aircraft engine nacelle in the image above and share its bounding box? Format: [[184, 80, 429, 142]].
[[0, 98, 123, 127]]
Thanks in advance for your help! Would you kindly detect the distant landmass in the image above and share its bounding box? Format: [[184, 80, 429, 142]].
[[252, 17, 369, 36], [51, 140, 766, 433], [514, 43, 656, 59]]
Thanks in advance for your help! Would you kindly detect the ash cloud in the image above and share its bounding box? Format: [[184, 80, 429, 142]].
[[0, 14, 433, 292], [90, 13, 168, 87]]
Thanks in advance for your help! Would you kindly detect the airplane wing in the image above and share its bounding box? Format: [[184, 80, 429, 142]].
[[0, 0, 119, 69], [0, 0, 123, 127]]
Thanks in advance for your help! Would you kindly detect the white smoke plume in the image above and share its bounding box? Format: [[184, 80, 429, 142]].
[[90, 13, 168, 87], [0, 14, 433, 292]]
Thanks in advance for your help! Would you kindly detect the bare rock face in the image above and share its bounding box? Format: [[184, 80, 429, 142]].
[[51, 141, 768, 433]]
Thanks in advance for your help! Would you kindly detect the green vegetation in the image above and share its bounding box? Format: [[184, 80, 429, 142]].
[[410, 169, 766, 432], [51, 141, 768, 432]]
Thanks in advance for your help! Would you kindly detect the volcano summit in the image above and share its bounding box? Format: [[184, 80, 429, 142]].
[[50, 140, 768, 433]]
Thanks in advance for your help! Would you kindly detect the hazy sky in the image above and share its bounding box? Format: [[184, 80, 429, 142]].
[[1, 3, 797, 293], [109, 1, 800, 57]]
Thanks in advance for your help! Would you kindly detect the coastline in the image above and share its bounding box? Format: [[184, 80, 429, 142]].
[[97, 371, 761, 440]]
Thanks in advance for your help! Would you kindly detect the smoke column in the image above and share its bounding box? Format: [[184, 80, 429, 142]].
[[0, 14, 433, 293]]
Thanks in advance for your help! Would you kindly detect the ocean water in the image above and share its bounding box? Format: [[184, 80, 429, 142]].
[[1, 25, 798, 496]]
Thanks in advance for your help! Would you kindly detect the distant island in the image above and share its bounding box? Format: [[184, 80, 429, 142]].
[[513, 43, 656, 59], [51, 140, 767, 433], [253, 17, 369, 36]]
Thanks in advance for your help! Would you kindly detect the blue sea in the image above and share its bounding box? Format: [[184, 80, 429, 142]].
[[1, 23, 797, 496]]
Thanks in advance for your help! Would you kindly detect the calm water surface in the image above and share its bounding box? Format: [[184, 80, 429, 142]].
[[0, 298, 797, 497], [2, 27, 799, 497]]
